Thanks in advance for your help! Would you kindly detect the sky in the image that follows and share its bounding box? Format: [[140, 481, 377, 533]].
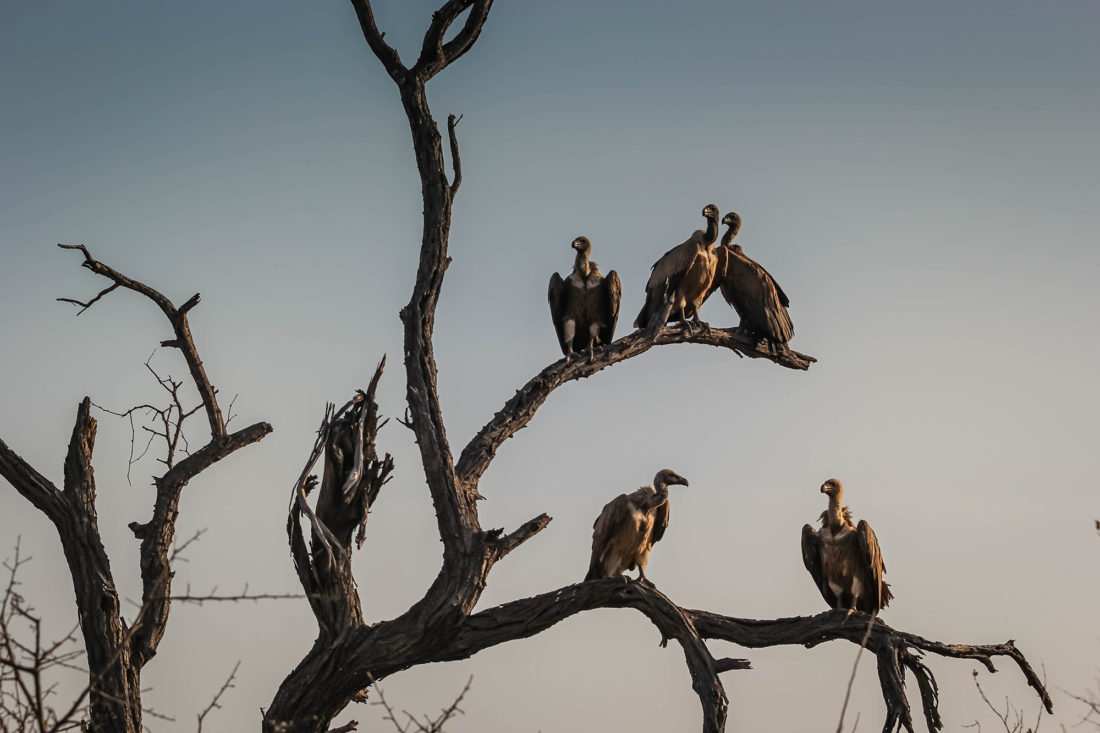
[[1, 0, 1099, 730]]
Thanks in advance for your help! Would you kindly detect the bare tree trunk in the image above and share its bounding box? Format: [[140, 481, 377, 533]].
[[0, 246, 271, 732]]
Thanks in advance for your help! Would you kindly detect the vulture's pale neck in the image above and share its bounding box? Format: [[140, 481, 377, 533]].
[[703, 216, 720, 248], [651, 480, 671, 505], [824, 490, 846, 529], [721, 223, 739, 248], [573, 249, 592, 278]]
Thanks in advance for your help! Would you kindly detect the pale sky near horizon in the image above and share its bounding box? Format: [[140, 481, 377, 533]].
[[2, 1, 1099, 731]]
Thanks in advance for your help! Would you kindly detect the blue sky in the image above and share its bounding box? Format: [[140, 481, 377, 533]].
[[2, 1, 1099, 730]]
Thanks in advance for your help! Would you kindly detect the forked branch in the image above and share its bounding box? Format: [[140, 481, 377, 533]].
[[57, 243, 227, 440]]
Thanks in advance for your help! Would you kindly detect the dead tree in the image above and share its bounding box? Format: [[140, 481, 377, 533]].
[[0, 245, 272, 733], [264, 2, 1051, 732]]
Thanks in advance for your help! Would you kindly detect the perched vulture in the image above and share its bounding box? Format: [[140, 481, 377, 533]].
[[710, 212, 794, 346], [801, 479, 892, 615], [548, 237, 622, 361], [633, 204, 721, 332], [585, 469, 689, 582]]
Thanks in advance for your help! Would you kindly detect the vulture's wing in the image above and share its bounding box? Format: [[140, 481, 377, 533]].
[[600, 270, 622, 345], [649, 498, 670, 546], [645, 234, 703, 295], [547, 272, 569, 355], [801, 524, 836, 608], [585, 494, 633, 580], [721, 250, 793, 343], [855, 520, 892, 612], [760, 262, 790, 308]]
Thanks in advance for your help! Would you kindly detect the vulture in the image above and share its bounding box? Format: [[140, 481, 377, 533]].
[[801, 479, 893, 615], [710, 212, 794, 347], [585, 469, 689, 582], [633, 204, 721, 332], [548, 237, 622, 361]]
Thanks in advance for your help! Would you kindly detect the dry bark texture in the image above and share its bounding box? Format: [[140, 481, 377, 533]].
[[0, 245, 271, 732], [264, 3, 1050, 733]]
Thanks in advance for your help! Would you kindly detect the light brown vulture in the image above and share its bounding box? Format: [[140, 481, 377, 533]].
[[585, 469, 689, 582], [801, 479, 893, 615], [710, 212, 794, 347], [633, 204, 720, 332], [548, 237, 621, 361]]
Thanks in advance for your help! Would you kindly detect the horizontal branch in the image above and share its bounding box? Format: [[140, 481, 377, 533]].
[[456, 324, 816, 486], [431, 581, 1048, 733]]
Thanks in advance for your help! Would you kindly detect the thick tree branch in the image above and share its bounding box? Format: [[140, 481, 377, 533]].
[[0, 441, 63, 520], [456, 324, 816, 487], [414, 0, 494, 80], [285, 361, 394, 636], [130, 419, 271, 666], [434, 583, 1048, 733], [349, 0, 406, 80]]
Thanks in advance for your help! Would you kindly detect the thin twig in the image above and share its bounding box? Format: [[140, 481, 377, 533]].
[[195, 661, 239, 732], [836, 612, 877, 733]]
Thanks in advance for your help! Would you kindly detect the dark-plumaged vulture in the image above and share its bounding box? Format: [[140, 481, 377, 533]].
[[585, 469, 689, 582], [710, 212, 794, 347], [801, 479, 892, 615], [548, 237, 622, 361], [633, 204, 720, 332]]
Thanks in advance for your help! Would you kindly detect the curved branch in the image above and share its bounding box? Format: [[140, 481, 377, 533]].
[[456, 324, 816, 486], [349, 0, 406, 81], [130, 420, 272, 666], [447, 113, 463, 195], [435, 583, 1048, 733], [438, 580, 731, 732], [57, 243, 227, 440], [414, 0, 494, 80]]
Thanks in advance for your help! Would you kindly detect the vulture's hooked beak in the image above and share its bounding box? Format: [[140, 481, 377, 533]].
[[675, 476, 690, 487]]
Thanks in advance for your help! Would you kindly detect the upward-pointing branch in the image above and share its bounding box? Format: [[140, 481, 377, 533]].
[[456, 324, 816, 487], [57, 243, 227, 440]]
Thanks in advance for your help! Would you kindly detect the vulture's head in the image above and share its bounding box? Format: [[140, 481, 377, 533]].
[[820, 478, 843, 497], [702, 204, 719, 220], [571, 236, 592, 255], [722, 212, 742, 234], [654, 469, 689, 489]]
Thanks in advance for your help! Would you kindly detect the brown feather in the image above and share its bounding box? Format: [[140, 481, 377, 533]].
[[803, 481, 891, 614], [634, 207, 720, 328]]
